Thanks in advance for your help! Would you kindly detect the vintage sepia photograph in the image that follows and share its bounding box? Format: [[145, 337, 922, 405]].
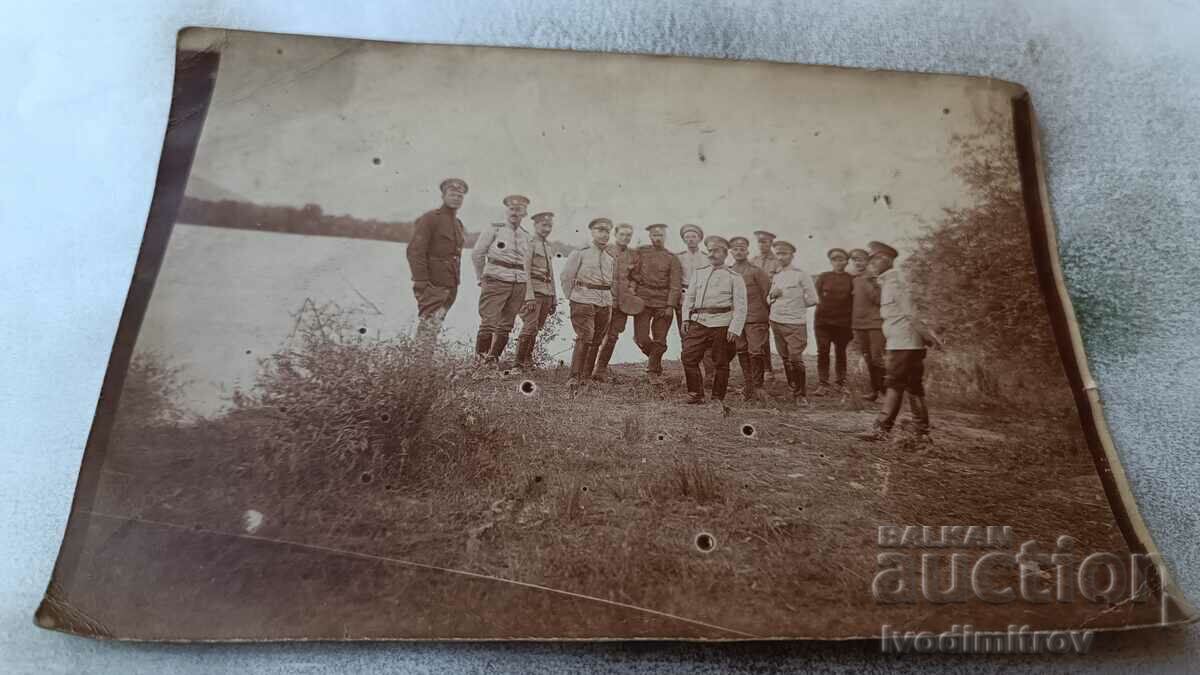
[[37, 28, 1192, 641]]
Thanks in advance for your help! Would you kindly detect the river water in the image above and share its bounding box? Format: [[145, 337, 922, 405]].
[[136, 224, 691, 416]]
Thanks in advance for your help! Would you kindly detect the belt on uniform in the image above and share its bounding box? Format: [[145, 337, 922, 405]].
[[580, 282, 612, 290], [641, 282, 671, 290], [530, 270, 551, 283], [488, 258, 524, 270], [691, 306, 733, 314]]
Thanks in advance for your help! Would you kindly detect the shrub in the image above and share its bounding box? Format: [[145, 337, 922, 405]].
[[233, 301, 489, 496], [904, 112, 1060, 381], [110, 350, 189, 449]]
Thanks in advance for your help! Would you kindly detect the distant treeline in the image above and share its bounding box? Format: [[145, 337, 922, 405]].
[[177, 196, 575, 254]]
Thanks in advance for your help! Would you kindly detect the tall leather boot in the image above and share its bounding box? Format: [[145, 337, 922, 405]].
[[593, 336, 617, 382], [791, 361, 809, 404], [909, 395, 931, 437], [515, 335, 535, 371], [568, 341, 588, 385], [860, 388, 903, 440], [582, 343, 600, 380], [647, 345, 665, 375], [737, 352, 755, 400], [486, 333, 509, 364], [872, 365, 886, 399], [474, 330, 492, 361], [750, 354, 765, 393]]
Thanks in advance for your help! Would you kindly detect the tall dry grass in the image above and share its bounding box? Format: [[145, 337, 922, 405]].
[[230, 302, 505, 498]]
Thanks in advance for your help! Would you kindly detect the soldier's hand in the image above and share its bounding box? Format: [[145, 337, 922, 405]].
[[726, 331, 739, 343], [413, 281, 428, 297], [658, 307, 673, 320], [522, 298, 538, 313]]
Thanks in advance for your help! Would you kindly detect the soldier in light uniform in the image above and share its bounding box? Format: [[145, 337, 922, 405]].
[[408, 178, 468, 343], [767, 240, 819, 405], [676, 224, 717, 378], [631, 223, 682, 376], [675, 224, 708, 335], [727, 236, 772, 400], [470, 194, 531, 367], [561, 218, 616, 387], [750, 229, 785, 379], [860, 241, 943, 441], [681, 236, 747, 406], [515, 211, 558, 371], [593, 222, 639, 382]]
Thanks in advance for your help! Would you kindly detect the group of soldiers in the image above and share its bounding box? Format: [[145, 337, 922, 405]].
[[407, 178, 943, 440]]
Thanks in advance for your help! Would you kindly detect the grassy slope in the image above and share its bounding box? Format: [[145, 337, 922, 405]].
[[70, 356, 1160, 640]]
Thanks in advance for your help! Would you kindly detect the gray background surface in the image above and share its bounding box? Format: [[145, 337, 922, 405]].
[[1, 1, 1197, 672]]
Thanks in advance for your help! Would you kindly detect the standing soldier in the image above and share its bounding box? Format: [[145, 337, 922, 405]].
[[514, 211, 558, 371], [727, 236, 772, 400], [767, 240, 819, 405], [631, 223, 682, 377], [851, 246, 886, 401], [676, 224, 715, 379], [848, 247, 869, 276], [680, 236, 746, 406], [470, 194, 531, 368], [860, 241, 942, 441], [813, 248, 855, 395], [675, 224, 708, 334], [561, 218, 615, 388], [408, 178, 468, 343], [593, 222, 640, 382], [751, 230, 785, 379]]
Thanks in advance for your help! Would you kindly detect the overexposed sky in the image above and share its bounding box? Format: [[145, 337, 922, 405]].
[[186, 30, 1019, 271]]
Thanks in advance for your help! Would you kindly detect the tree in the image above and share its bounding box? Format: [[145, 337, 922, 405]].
[[905, 112, 1059, 370]]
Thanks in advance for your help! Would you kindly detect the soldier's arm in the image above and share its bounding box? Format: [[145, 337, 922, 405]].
[[522, 238, 536, 302], [407, 214, 431, 284], [668, 256, 683, 308], [730, 274, 748, 337], [560, 250, 579, 299], [864, 276, 881, 304], [629, 250, 644, 286], [470, 227, 493, 279], [755, 269, 772, 307], [680, 272, 696, 322], [802, 271, 820, 308]]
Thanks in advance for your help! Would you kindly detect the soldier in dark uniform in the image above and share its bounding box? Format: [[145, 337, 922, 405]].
[[631, 223, 682, 377], [593, 222, 639, 381], [751, 229, 785, 379], [728, 236, 772, 400], [813, 247, 856, 395], [408, 178, 468, 343], [851, 247, 886, 401]]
